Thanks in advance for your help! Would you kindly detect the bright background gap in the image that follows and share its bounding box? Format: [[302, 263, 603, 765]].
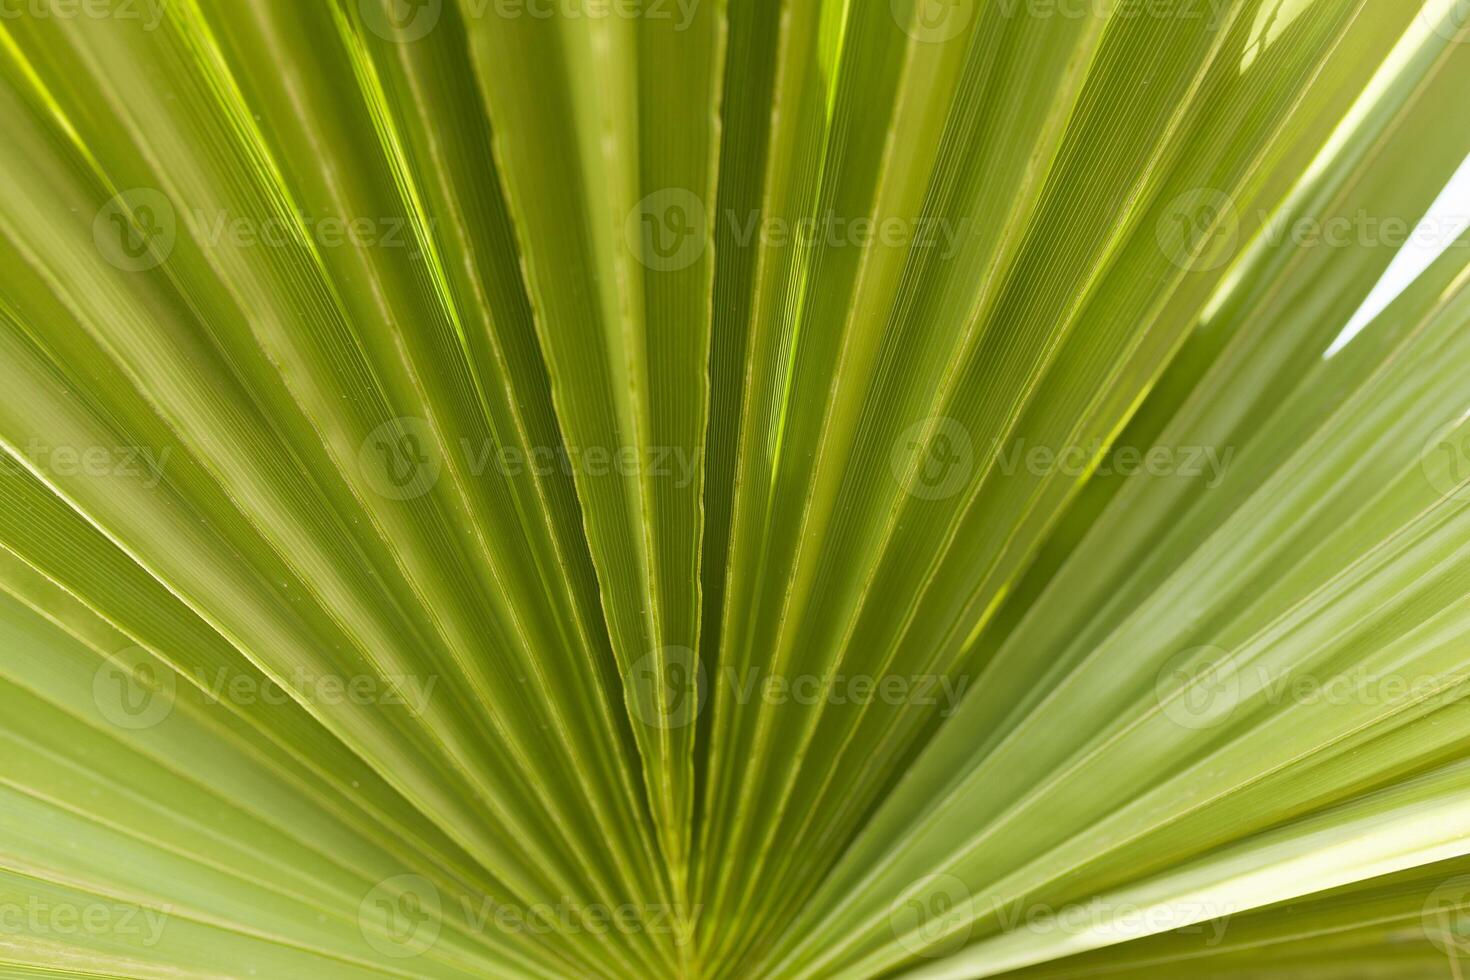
[[1325, 148, 1470, 358]]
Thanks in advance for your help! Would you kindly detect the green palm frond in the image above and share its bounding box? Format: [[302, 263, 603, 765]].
[[1, 0, 1469, 977]]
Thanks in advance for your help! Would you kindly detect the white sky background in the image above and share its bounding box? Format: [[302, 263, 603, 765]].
[[1325, 149, 1470, 357]]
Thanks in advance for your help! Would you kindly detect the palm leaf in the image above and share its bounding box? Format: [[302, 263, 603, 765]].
[[0, 0, 1468, 977]]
